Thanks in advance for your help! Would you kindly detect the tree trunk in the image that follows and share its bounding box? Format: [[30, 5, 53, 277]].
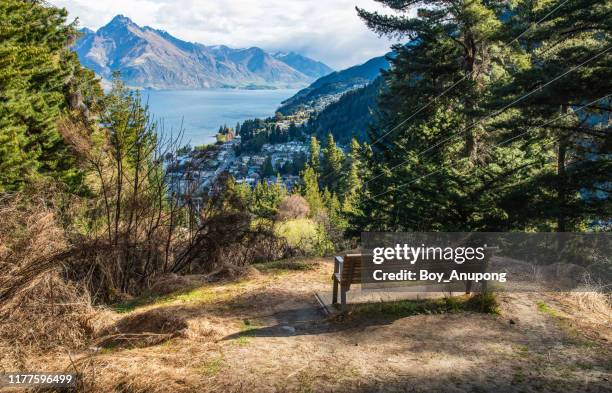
[[556, 105, 568, 232], [464, 34, 479, 161]]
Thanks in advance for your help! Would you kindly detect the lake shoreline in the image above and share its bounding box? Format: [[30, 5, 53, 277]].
[[145, 88, 299, 146]]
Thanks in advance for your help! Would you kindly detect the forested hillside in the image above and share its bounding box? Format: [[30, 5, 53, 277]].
[[304, 77, 384, 144], [278, 54, 390, 114]]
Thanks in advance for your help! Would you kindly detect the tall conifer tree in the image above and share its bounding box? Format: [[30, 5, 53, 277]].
[[355, 0, 523, 231], [0, 0, 99, 191]]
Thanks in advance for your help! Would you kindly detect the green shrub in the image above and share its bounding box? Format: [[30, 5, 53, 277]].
[[275, 218, 333, 256]]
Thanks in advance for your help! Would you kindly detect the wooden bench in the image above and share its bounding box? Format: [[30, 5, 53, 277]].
[[332, 254, 362, 311], [332, 251, 494, 311]]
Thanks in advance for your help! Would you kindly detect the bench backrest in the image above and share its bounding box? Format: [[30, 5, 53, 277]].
[[340, 254, 362, 284]]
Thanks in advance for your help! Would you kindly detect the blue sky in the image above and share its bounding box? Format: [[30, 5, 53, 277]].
[[51, 0, 400, 70]]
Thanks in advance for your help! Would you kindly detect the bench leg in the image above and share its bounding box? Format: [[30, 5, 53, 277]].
[[340, 284, 347, 312], [465, 280, 473, 295], [332, 277, 339, 304]]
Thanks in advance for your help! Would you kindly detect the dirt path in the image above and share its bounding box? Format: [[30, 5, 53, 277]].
[[44, 259, 610, 392]]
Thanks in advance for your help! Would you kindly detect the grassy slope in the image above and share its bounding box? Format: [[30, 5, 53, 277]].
[[32, 258, 611, 393]]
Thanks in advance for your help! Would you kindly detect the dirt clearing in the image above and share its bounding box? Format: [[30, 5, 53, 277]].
[[15, 258, 611, 393]]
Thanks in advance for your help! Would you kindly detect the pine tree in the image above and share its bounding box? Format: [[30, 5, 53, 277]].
[[273, 174, 288, 201], [324, 189, 346, 231], [228, 177, 252, 207], [101, 78, 156, 169], [262, 156, 274, 178], [342, 138, 363, 213], [309, 136, 321, 172], [321, 133, 345, 193], [300, 165, 324, 216], [354, 0, 534, 231], [490, 0, 612, 231], [0, 0, 99, 191], [288, 122, 300, 140], [354, 0, 610, 232], [250, 179, 287, 218]]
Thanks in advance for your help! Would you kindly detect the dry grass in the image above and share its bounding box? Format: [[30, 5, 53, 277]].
[[565, 285, 611, 322], [0, 193, 101, 370], [149, 273, 209, 296], [546, 283, 612, 343], [97, 308, 189, 349], [3, 247, 610, 393]]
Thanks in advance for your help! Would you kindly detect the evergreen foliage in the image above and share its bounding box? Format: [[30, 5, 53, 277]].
[[352, 0, 611, 232], [308, 136, 321, 171], [490, 0, 612, 231], [306, 77, 385, 144], [262, 156, 275, 177], [0, 0, 101, 192], [230, 176, 288, 219], [300, 165, 325, 215], [342, 138, 363, 213], [321, 133, 345, 192]]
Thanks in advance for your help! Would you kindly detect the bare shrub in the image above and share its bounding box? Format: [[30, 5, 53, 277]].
[[171, 212, 252, 273], [277, 195, 310, 221], [171, 212, 290, 273], [0, 192, 98, 368], [62, 81, 196, 301], [244, 225, 291, 263]]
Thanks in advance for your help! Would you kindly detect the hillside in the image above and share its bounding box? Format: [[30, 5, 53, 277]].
[[306, 76, 385, 143], [74, 15, 332, 89], [3, 2, 611, 393], [18, 258, 612, 392], [278, 54, 391, 114]]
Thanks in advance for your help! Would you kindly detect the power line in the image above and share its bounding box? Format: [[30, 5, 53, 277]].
[[509, 0, 572, 44], [318, 0, 572, 186], [366, 92, 611, 202], [367, 0, 572, 149], [364, 45, 611, 186], [368, 75, 470, 147]]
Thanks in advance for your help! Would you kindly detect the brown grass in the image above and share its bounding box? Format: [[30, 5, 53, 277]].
[[149, 274, 209, 296], [8, 259, 610, 393], [97, 308, 188, 349], [0, 193, 100, 370], [547, 284, 612, 342], [565, 285, 611, 322]]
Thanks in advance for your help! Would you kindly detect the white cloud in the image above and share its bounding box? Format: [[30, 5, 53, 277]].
[[51, 0, 401, 69]]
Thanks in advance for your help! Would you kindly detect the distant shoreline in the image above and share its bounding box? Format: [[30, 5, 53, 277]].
[[144, 88, 300, 146], [100, 78, 308, 93]]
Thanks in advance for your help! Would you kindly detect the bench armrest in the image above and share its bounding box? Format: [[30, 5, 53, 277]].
[[334, 256, 344, 275]]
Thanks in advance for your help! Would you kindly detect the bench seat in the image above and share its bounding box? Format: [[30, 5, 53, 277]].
[[331, 251, 493, 311]]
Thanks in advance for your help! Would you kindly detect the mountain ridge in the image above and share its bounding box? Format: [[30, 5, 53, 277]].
[[278, 53, 391, 114], [272, 52, 334, 79], [74, 15, 334, 90]]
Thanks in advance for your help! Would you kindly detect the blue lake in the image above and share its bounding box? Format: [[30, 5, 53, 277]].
[[143, 89, 298, 146]]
